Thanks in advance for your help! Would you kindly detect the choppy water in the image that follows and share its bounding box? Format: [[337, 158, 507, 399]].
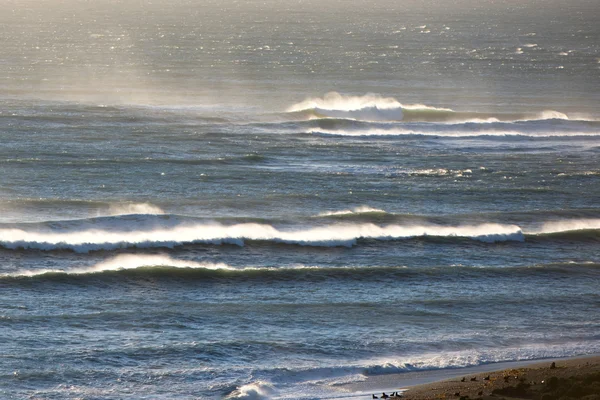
[[1, 1, 599, 399]]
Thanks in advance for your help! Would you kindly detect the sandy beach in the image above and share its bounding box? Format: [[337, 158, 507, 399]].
[[355, 355, 600, 400]]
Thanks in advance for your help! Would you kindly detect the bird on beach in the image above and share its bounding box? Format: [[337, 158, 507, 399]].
[[381, 393, 390, 399], [484, 375, 490, 381], [470, 377, 477, 381], [461, 377, 466, 382], [372, 395, 378, 399]]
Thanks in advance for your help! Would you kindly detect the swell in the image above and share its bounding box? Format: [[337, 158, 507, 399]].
[[2, 257, 598, 285], [0, 154, 267, 167], [253, 117, 600, 139]]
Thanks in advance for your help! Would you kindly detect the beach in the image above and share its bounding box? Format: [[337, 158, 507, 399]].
[[345, 356, 600, 400]]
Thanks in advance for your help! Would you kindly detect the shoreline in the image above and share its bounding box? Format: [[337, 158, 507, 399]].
[[339, 354, 600, 399]]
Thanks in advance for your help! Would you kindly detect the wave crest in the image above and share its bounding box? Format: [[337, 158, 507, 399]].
[[105, 202, 165, 216], [0, 222, 524, 252], [287, 92, 454, 122]]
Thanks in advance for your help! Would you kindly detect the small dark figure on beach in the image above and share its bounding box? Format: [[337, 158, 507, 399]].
[[550, 362, 556, 369], [372, 395, 378, 399], [470, 377, 477, 381], [484, 375, 490, 380], [461, 377, 466, 382], [381, 393, 389, 399]]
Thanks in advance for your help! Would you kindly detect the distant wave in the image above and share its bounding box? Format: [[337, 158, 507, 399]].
[[305, 119, 600, 138], [284, 92, 594, 124], [105, 202, 165, 216], [286, 92, 453, 122], [2, 256, 598, 283], [316, 206, 387, 217]]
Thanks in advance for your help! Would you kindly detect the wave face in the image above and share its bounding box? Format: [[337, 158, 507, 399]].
[[0, 217, 527, 252], [0, 221, 524, 252], [2, 213, 600, 253]]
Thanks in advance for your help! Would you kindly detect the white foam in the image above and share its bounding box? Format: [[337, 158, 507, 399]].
[[534, 110, 569, 120], [104, 202, 165, 216], [317, 206, 386, 217], [363, 342, 600, 376], [313, 106, 404, 122], [529, 219, 600, 234], [287, 92, 453, 122], [287, 92, 404, 113], [308, 127, 597, 138], [227, 381, 276, 400], [0, 222, 524, 252], [3, 254, 232, 277]]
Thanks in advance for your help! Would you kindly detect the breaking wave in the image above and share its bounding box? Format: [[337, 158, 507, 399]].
[[0, 254, 232, 278], [316, 206, 387, 217], [362, 344, 600, 376], [2, 219, 600, 253], [284, 92, 593, 124], [226, 381, 275, 400], [2, 213, 600, 253], [0, 222, 525, 252], [2, 256, 598, 283], [305, 119, 600, 138], [287, 92, 452, 122], [104, 202, 165, 216]]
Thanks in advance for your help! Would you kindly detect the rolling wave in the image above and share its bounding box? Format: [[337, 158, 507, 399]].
[[2, 255, 597, 283], [2, 214, 600, 252], [284, 92, 595, 125], [0, 222, 524, 252], [304, 119, 600, 138], [316, 206, 387, 217]]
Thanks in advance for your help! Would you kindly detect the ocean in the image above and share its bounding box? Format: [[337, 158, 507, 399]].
[[1, 0, 599, 398]]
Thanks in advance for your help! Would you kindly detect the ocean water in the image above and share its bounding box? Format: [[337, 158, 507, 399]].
[[1, 0, 599, 399]]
